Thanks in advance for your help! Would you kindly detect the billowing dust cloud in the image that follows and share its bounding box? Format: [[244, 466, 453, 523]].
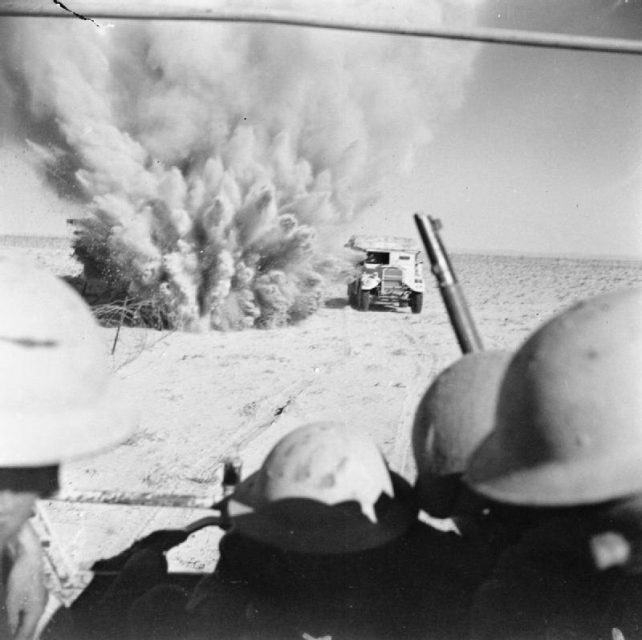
[[1, 10, 478, 329]]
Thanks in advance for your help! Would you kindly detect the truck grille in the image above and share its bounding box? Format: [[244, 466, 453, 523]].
[[381, 266, 404, 294]]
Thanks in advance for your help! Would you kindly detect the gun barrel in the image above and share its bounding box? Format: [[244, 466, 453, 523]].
[[440, 283, 484, 354], [414, 213, 483, 354]]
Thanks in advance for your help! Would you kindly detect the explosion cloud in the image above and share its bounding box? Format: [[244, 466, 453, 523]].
[[0, 7, 478, 329]]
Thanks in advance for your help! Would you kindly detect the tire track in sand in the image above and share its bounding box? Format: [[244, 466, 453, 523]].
[[389, 314, 441, 480], [211, 302, 359, 475]]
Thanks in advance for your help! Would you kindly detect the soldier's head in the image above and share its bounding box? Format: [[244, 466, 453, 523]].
[[412, 351, 512, 519], [466, 287, 642, 508], [465, 289, 642, 569], [464, 288, 642, 567], [0, 256, 136, 546], [226, 421, 417, 555]]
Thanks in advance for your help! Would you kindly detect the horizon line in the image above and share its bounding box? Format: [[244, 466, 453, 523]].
[[1, 232, 640, 263], [450, 245, 642, 263]]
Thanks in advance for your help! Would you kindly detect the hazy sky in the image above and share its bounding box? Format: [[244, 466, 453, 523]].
[[1, 1, 640, 258], [351, 0, 642, 257]]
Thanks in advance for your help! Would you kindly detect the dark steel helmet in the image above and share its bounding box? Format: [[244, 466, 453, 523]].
[[466, 288, 642, 507], [412, 351, 512, 517]]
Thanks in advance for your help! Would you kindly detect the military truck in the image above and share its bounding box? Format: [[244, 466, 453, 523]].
[[345, 235, 425, 313]]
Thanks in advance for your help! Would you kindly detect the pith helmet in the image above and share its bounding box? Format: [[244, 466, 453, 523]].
[[227, 421, 417, 554], [466, 288, 642, 507], [0, 256, 136, 466], [412, 350, 512, 517]]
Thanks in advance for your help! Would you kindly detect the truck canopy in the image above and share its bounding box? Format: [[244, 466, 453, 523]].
[[345, 235, 420, 253]]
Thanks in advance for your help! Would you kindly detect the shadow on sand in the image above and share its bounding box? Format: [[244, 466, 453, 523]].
[[325, 296, 406, 314], [324, 297, 350, 309]]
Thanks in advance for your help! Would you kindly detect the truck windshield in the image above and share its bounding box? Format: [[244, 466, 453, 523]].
[[365, 252, 389, 265]]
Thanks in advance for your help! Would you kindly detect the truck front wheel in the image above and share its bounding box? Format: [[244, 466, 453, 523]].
[[359, 290, 371, 312], [410, 292, 423, 314], [347, 283, 357, 308]]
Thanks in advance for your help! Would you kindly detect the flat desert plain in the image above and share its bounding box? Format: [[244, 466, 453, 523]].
[[2, 235, 642, 603]]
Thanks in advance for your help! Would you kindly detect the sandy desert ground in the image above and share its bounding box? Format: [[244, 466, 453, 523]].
[[2, 234, 642, 606]]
